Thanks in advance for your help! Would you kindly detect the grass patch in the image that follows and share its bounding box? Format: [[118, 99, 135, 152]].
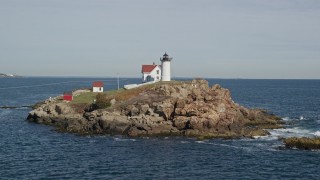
[[112, 86, 150, 101], [71, 92, 99, 105], [69, 80, 189, 106], [95, 93, 111, 109], [70, 89, 125, 105], [110, 81, 186, 101]]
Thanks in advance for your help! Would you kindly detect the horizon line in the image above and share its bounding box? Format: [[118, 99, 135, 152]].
[[14, 75, 320, 80]]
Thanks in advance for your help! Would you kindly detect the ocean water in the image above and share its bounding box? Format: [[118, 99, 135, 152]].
[[0, 77, 320, 179]]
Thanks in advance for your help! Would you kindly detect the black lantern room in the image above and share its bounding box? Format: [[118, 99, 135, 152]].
[[160, 52, 172, 62]]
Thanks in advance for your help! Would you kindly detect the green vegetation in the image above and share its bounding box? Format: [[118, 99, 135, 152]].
[[69, 81, 188, 108], [71, 92, 98, 105], [69, 89, 125, 110], [284, 137, 320, 150], [112, 86, 151, 101], [95, 93, 111, 109], [110, 81, 185, 101], [244, 120, 283, 129], [70, 89, 124, 105]]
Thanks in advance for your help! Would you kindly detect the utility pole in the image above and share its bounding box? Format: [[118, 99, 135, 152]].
[[117, 73, 119, 90]]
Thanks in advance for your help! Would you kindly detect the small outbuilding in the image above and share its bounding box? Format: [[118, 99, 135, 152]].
[[63, 92, 73, 101], [93, 81, 104, 92]]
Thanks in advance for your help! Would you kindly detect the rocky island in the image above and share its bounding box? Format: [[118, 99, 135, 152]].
[[27, 79, 283, 139]]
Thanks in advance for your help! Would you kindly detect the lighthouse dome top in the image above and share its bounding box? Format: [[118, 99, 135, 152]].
[[160, 52, 172, 62]]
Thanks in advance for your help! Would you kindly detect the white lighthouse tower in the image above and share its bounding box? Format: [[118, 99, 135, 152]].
[[160, 52, 172, 81]]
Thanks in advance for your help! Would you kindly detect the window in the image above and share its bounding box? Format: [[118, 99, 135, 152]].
[[157, 70, 159, 75], [157, 76, 159, 80]]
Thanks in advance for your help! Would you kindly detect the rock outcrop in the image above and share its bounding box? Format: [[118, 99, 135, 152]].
[[283, 137, 320, 150], [27, 79, 282, 138]]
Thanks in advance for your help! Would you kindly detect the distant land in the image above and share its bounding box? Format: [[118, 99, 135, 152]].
[[0, 73, 21, 78]]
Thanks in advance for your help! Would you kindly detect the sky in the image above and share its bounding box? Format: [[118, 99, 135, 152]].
[[0, 0, 320, 79]]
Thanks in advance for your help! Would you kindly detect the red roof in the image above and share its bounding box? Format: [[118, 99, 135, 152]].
[[93, 81, 103, 87], [142, 65, 157, 73], [63, 92, 73, 101]]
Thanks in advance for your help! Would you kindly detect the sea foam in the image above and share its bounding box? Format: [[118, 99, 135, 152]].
[[269, 127, 312, 138], [313, 131, 320, 137], [282, 117, 291, 121]]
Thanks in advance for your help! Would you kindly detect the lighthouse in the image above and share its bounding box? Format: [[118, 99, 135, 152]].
[[160, 52, 172, 81]]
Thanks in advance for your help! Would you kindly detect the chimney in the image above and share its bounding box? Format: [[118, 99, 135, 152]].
[[153, 62, 155, 65]]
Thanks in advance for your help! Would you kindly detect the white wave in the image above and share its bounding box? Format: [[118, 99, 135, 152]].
[[114, 137, 137, 142], [195, 140, 209, 144], [281, 116, 308, 121], [253, 135, 279, 141], [282, 116, 308, 121], [313, 131, 320, 137], [294, 116, 307, 121], [282, 117, 291, 121], [269, 127, 312, 138], [180, 141, 190, 144]]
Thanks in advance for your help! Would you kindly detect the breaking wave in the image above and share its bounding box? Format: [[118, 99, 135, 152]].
[[282, 117, 291, 121], [113, 137, 137, 142], [269, 127, 313, 138], [313, 131, 320, 137]]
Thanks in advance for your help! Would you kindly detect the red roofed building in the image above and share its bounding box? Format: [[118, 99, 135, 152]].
[[141, 63, 161, 82], [92, 81, 104, 92], [63, 92, 73, 101]]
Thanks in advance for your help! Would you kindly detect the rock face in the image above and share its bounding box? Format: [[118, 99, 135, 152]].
[[27, 79, 282, 138], [283, 137, 320, 150]]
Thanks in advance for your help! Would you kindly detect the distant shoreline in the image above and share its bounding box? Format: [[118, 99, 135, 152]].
[[0, 73, 22, 78], [7, 76, 320, 80]]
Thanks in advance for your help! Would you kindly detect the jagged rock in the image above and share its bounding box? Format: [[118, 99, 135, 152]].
[[173, 116, 189, 130], [84, 112, 97, 121], [129, 106, 140, 116], [55, 103, 73, 115], [212, 84, 221, 90], [146, 108, 154, 116], [139, 104, 149, 114], [99, 113, 131, 134], [204, 95, 213, 101], [284, 137, 320, 150], [110, 99, 116, 105]]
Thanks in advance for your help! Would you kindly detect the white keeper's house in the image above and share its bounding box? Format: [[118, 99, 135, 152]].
[[141, 63, 161, 82], [141, 53, 173, 83]]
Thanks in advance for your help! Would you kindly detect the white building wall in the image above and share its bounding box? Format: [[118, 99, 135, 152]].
[[161, 61, 171, 81], [142, 66, 161, 82], [93, 87, 103, 92]]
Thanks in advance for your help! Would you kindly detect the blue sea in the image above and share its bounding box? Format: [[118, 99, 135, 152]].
[[1, 77, 320, 179]]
